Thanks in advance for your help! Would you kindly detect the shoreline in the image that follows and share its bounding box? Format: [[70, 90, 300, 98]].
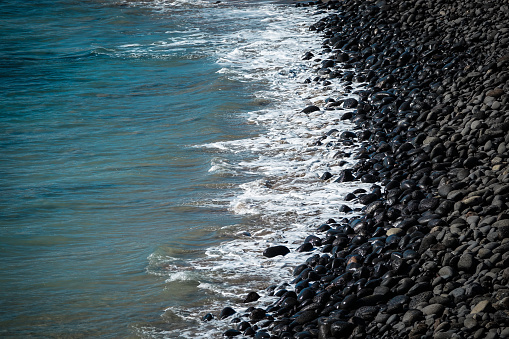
[[216, 0, 509, 338]]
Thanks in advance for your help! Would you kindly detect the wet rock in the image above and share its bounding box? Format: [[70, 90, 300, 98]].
[[223, 329, 241, 337], [321, 172, 333, 180], [302, 51, 314, 60], [250, 308, 266, 321], [220, 307, 236, 319], [237, 321, 251, 331], [360, 173, 378, 183], [343, 98, 358, 108], [358, 193, 378, 205], [253, 330, 270, 338], [296, 242, 313, 252], [202, 313, 214, 322], [387, 295, 410, 313], [294, 310, 318, 324], [243, 327, 255, 336], [330, 321, 354, 337], [419, 198, 439, 212], [301, 106, 320, 114], [340, 294, 357, 309], [335, 169, 355, 182], [354, 306, 379, 320], [263, 245, 290, 258], [244, 292, 261, 303], [297, 287, 315, 303]]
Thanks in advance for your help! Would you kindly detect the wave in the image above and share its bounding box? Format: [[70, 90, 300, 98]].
[[151, 3, 371, 337]]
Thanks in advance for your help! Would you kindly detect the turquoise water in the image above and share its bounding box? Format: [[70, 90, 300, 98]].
[[0, 1, 353, 337], [0, 0, 268, 337]]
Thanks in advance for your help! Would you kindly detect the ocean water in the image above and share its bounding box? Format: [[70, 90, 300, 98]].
[[0, 0, 368, 338]]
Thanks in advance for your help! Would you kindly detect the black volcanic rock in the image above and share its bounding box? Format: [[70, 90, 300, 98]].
[[214, 0, 509, 337], [263, 245, 290, 258]]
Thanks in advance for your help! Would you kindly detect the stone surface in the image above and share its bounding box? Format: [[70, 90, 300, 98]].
[[471, 300, 492, 314], [262, 245, 290, 258], [422, 304, 445, 316], [212, 0, 509, 337], [402, 309, 423, 325]]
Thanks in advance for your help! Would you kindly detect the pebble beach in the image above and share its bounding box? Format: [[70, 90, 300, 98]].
[[213, 0, 509, 338], [2, 0, 508, 337]]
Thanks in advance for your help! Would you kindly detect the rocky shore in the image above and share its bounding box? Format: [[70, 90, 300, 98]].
[[213, 0, 509, 337]]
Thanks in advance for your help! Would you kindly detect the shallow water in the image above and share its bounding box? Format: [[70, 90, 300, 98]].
[[0, 0, 367, 337]]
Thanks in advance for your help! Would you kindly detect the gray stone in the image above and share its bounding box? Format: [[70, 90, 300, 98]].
[[462, 195, 482, 206], [486, 329, 499, 339], [438, 266, 455, 279], [447, 190, 465, 201], [374, 286, 390, 295], [387, 228, 404, 236], [457, 253, 476, 272], [494, 219, 509, 239], [423, 136, 441, 147], [434, 331, 456, 339], [473, 328, 485, 339], [422, 303, 445, 316], [402, 309, 423, 325], [375, 312, 390, 323], [478, 247, 493, 259], [450, 287, 466, 303], [410, 291, 433, 308], [419, 234, 437, 254], [494, 219, 509, 228], [471, 300, 492, 314], [486, 88, 504, 98], [429, 296, 450, 305], [386, 314, 399, 325], [493, 184, 509, 195], [494, 242, 509, 254], [464, 315, 478, 329], [438, 185, 452, 198]]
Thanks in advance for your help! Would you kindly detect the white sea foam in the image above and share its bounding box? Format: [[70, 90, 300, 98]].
[[123, 0, 214, 10], [148, 3, 371, 338], [208, 157, 239, 176]]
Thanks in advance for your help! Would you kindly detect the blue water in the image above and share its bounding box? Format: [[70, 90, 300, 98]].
[[0, 0, 275, 337]]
